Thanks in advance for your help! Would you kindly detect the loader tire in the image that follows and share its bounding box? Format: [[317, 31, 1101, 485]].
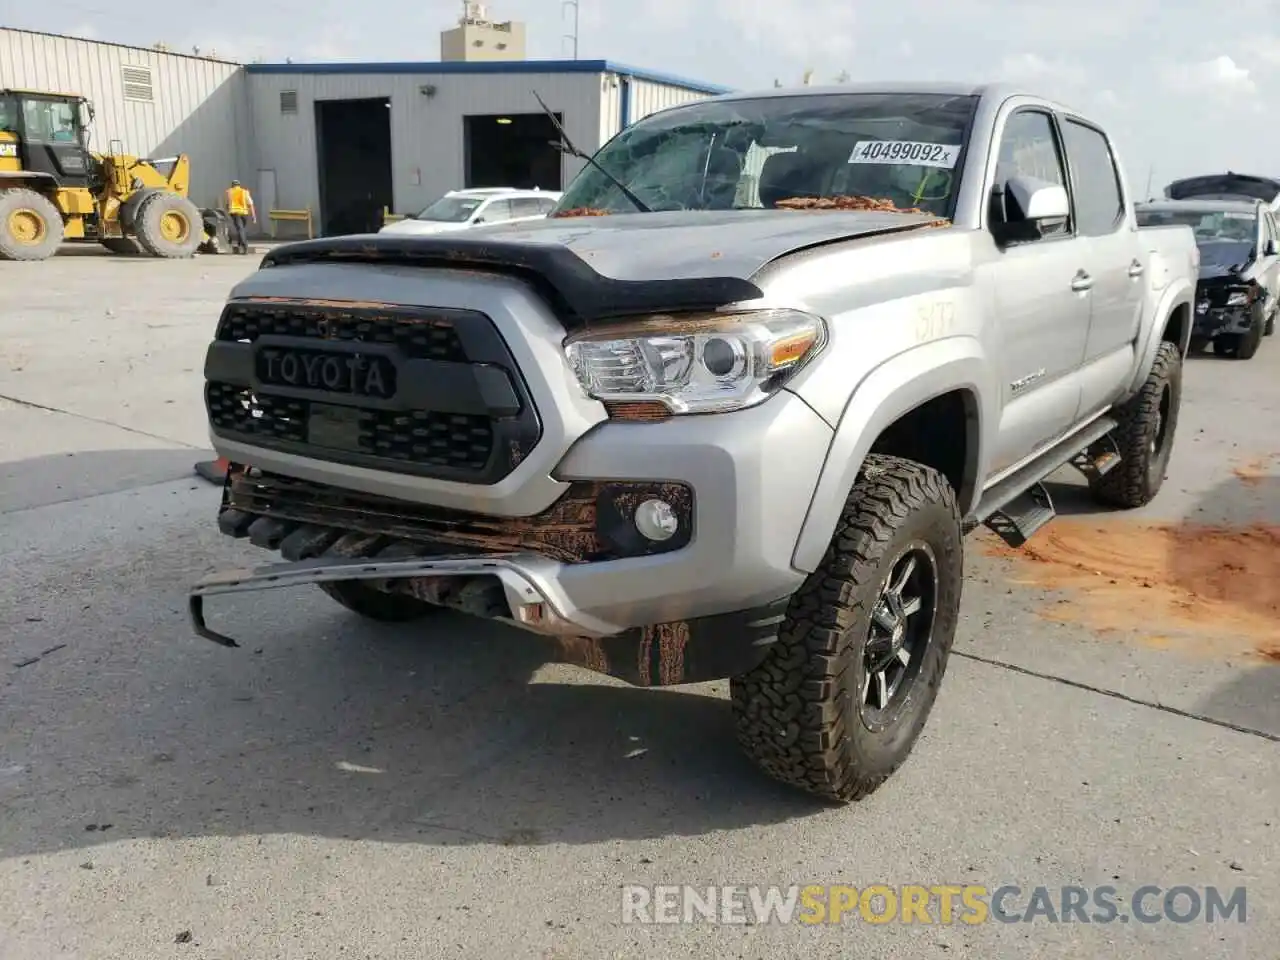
[[0, 189, 64, 261], [731, 454, 964, 803], [133, 192, 203, 258], [101, 237, 144, 256], [319, 581, 442, 622], [1088, 340, 1182, 509]]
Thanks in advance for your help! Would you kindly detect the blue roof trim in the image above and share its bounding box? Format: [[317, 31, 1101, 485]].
[[244, 58, 734, 95]]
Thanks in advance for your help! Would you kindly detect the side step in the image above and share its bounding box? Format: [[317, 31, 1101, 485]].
[[972, 413, 1119, 548], [984, 482, 1055, 548], [1068, 432, 1122, 481]]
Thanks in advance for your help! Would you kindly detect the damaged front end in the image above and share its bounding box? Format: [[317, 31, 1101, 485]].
[[189, 463, 786, 688], [1194, 275, 1264, 338]]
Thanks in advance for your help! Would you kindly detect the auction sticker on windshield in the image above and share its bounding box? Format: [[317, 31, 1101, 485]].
[[849, 141, 961, 168]]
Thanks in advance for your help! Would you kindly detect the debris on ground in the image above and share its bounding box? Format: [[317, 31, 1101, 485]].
[[174, 930, 193, 944], [1231, 454, 1277, 487], [978, 521, 1280, 660], [12, 643, 67, 669]]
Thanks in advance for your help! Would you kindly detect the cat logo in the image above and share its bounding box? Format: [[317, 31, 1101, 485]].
[[0, 143, 17, 158]]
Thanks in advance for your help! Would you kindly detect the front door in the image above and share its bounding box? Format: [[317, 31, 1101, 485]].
[[981, 106, 1092, 478], [17, 96, 92, 188]]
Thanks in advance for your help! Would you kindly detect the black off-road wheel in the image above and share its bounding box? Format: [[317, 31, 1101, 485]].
[[1088, 339, 1182, 509], [731, 454, 964, 803], [1187, 335, 1209, 355], [319, 581, 442, 622], [0, 188, 64, 261], [133, 192, 203, 258]]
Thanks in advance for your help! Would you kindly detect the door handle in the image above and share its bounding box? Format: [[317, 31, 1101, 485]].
[[1128, 260, 1145, 278], [1071, 270, 1094, 292]]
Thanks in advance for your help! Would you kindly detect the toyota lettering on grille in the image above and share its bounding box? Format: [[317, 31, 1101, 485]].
[[255, 346, 397, 399]]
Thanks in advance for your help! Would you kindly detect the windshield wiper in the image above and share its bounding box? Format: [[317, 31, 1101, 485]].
[[531, 90, 651, 214]]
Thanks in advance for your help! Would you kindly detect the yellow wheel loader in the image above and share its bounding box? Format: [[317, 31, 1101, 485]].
[[0, 88, 227, 261]]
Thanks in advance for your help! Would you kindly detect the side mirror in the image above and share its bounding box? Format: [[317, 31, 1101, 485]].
[[993, 174, 1070, 243], [1267, 239, 1278, 257], [472, 216, 485, 224]]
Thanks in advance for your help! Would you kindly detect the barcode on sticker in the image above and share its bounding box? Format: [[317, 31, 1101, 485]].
[[848, 140, 961, 168]]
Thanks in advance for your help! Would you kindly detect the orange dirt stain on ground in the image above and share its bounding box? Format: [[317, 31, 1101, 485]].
[[976, 520, 1280, 662], [1231, 454, 1277, 487]]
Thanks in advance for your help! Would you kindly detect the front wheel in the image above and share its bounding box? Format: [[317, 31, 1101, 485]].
[[731, 454, 963, 803], [1088, 339, 1182, 509]]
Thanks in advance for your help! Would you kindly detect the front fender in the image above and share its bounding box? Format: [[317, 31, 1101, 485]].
[[789, 336, 995, 573], [1126, 275, 1194, 398]]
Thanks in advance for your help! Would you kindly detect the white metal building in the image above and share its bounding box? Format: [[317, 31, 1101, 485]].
[[0, 28, 251, 208], [1, 27, 733, 236]]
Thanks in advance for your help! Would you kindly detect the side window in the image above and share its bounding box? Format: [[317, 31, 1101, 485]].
[[477, 199, 513, 222], [992, 109, 1071, 239], [1060, 119, 1124, 237], [535, 197, 558, 214], [0, 97, 15, 133], [21, 99, 77, 142], [509, 197, 544, 218]]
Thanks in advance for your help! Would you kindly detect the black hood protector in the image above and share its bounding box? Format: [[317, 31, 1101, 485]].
[[258, 209, 945, 329]]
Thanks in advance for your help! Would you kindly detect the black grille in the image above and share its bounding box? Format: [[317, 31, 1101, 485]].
[[204, 300, 542, 484], [217, 303, 468, 362]]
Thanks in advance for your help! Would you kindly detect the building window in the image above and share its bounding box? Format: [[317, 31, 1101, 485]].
[[280, 90, 299, 115], [121, 65, 154, 103]]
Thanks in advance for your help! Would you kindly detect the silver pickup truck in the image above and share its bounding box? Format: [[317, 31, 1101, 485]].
[[189, 82, 1199, 803]]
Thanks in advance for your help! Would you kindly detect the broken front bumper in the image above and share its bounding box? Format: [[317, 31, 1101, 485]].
[[187, 551, 791, 687], [1193, 302, 1255, 338]]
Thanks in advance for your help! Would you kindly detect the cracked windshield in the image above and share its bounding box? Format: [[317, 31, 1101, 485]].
[[1, 1, 1276, 958], [555, 92, 977, 218]]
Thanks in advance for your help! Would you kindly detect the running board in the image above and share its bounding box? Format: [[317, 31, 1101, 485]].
[[972, 414, 1119, 548], [1068, 432, 1122, 481]]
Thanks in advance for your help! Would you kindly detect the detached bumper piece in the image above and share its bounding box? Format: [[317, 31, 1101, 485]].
[[188, 553, 788, 686], [189, 465, 782, 684]]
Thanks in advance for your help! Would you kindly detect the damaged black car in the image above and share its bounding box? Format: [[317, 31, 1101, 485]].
[[1136, 196, 1279, 360]]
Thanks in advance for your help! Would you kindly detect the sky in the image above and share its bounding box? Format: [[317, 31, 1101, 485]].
[[6, 0, 1280, 194]]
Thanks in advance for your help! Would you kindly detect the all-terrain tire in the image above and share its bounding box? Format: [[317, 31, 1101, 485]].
[[1088, 339, 1182, 509], [0, 188, 64, 261], [319, 580, 443, 622], [133, 192, 203, 258], [730, 454, 964, 803], [1266, 307, 1276, 337]]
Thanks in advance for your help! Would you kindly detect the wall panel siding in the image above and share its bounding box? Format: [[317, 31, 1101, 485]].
[[0, 28, 249, 207], [248, 70, 603, 226]]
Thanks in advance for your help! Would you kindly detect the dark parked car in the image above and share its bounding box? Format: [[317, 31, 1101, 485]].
[[1136, 197, 1278, 359]]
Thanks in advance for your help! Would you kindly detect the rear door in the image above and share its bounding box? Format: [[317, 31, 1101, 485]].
[[980, 105, 1092, 477], [1058, 115, 1144, 420]]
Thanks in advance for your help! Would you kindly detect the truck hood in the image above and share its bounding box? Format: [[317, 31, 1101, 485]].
[[260, 209, 946, 328], [1165, 173, 1280, 205]]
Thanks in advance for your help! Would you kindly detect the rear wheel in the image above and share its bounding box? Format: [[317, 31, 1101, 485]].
[[0, 189, 64, 261], [731, 454, 963, 803], [1088, 340, 1182, 508], [133, 192, 203, 258], [319, 581, 442, 622]]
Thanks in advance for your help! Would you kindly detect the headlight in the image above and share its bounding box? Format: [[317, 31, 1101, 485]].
[[564, 309, 827, 414], [1226, 290, 1252, 307]]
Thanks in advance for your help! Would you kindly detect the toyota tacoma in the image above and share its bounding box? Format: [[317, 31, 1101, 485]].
[[189, 82, 1199, 802]]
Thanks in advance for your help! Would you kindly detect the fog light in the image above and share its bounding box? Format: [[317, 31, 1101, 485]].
[[634, 499, 678, 541]]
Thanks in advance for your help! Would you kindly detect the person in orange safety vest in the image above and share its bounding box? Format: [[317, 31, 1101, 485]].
[[224, 179, 256, 254]]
